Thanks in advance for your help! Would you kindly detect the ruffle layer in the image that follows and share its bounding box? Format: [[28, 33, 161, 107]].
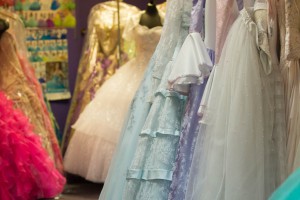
[[126, 93, 186, 182], [0, 92, 65, 200], [127, 169, 173, 181], [64, 131, 116, 183], [168, 32, 213, 95], [141, 128, 180, 137], [141, 92, 186, 138], [155, 88, 186, 99]]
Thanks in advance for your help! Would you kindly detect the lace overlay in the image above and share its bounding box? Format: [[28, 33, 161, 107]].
[[99, 0, 192, 199], [122, 1, 192, 199], [149, 0, 190, 101]]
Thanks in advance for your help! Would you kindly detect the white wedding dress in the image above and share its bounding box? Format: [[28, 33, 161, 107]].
[[185, 3, 286, 200], [63, 21, 162, 183]]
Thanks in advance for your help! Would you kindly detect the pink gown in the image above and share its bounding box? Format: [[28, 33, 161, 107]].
[[0, 32, 63, 172], [0, 91, 65, 200]]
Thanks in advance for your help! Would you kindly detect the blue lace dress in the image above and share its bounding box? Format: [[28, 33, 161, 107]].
[[122, 1, 193, 200], [99, 0, 191, 199]]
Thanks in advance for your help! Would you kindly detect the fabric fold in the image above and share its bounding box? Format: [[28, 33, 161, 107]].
[[168, 32, 213, 95]]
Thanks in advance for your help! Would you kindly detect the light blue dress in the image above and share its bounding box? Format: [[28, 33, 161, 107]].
[[98, 0, 192, 199], [122, 2, 193, 200]]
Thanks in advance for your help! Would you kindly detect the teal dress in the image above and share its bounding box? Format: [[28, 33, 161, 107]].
[[269, 168, 300, 200], [99, 0, 192, 199]]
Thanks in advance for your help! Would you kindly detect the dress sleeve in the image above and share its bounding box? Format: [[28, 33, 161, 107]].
[[168, 32, 213, 95]]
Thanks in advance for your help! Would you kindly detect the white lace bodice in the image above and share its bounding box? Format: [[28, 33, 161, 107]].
[[132, 25, 162, 58]]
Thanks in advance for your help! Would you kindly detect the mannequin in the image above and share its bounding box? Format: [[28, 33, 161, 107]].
[[0, 19, 9, 37], [139, 0, 162, 29]]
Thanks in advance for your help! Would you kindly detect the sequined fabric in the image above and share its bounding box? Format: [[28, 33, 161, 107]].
[[62, 2, 140, 154], [280, 0, 300, 173], [0, 32, 63, 172]]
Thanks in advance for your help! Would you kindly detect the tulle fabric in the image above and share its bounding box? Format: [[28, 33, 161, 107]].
[[99, 0, 192, 199], [185, 8, 286, 200], [99, 51, 156, 200], [204, 0, 216, 51], [63, 24, 162, 183], [0, 92, 65, 200], [215, 0, 240, 63]]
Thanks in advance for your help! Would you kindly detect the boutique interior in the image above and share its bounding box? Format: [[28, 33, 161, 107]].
[[1, 0, 300, 200]]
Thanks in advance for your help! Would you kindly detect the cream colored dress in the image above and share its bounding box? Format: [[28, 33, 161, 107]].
[[63, 21, 162, 183], [279, 0, 300, 173]]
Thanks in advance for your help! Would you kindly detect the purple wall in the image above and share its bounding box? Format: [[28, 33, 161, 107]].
[[51, 0, 165, 132]]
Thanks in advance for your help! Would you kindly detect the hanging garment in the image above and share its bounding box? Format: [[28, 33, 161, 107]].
[[185, 5, 286, 200], [99, 0, 191, 199], [167, 32, 213, 200], [168, 0, 245, 198], [167, 1, 215, 198], [189, 0, 205, 34], [0, 32, 63, 172], [122, 2, 193, 200], [280, 0, 300, 173], [63, 18, 162, 183], [215, 0, 240, 63], [62, 2, 140, 154], [0, 91, 65, 200], [0, 10, 63, 167]]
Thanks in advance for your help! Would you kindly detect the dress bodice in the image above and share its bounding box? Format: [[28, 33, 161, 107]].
[[90, 1, 140, 57], [131, 25, 162, 59]]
